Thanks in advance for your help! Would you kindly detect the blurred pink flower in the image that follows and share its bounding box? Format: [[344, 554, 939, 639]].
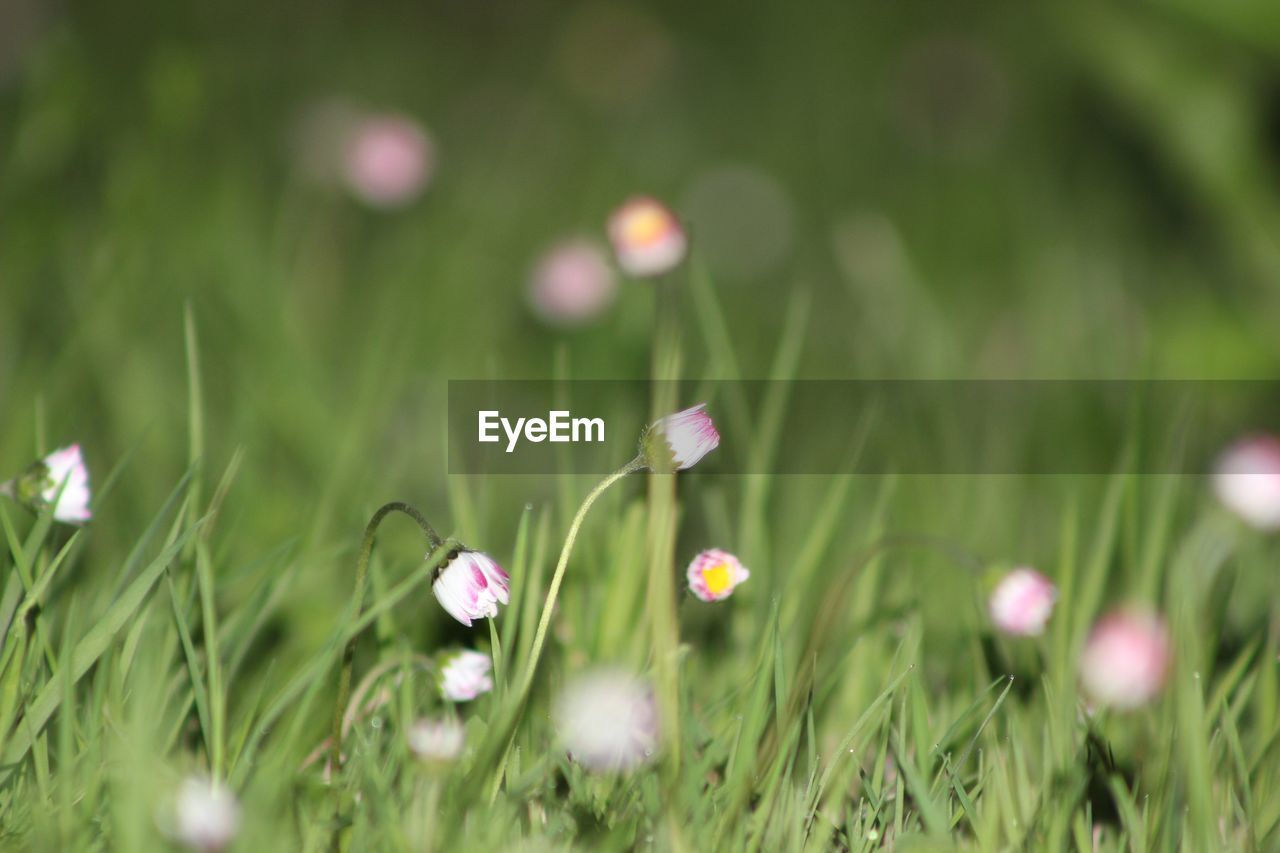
[[432, 550, 509, 627], [988, 567, 1056, 636], [555, 669, 659, 772], [439, 649, 493, 702], [1213, 435, 1280, 531], [528, 239, 618, 326], [1079, 609, 1170, 710], [607, 196, 686, 277], [3, 444, 92, 525], [686, 548, 750, 602], [643, 403, 719, 472], [343, 113, 434, 208]]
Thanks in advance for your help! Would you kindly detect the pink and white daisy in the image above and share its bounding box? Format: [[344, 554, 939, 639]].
[[1213, 434, 1280, 531], [342, 113, 433, 208], [988, 567, 1056, 636], [1079, 609, 1170, 710], [4, 444, 92, 525], [438, 649, 493, 702], [431, 550, 509, 627], [527, 239, 618, 326], [164, 777, 240, 852], [686, 548, 750, 602], [554, 669, 659, 773], [406, 717, 465, 763], [607, 196, 687, 277], [643, 403, 719, 472]]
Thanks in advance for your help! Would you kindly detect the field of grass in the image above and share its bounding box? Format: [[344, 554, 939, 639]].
[[4, 2, 1280, 850]]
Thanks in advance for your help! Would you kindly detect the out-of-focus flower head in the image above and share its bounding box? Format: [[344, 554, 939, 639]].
[[686, 548, 750, 602], [554, 668, 659, 772], [1213, 434, 1280, 531], [642, 403, 718, 472], [438, 649, 493, 702], [607, 196, 687, 277], [7, 444, 92, 525], [407, 717, 465, 763], [162, 777, 240, 852], [432, 549, 510, 627], [342, 112, 434, 208], [1079, 609, 1170, 710], [988, 567, 1056, 636], [527, 239, 617, 327]]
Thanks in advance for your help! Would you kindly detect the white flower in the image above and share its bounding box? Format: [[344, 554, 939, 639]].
[[554, 669, 659, 772], [1213, 435, 1280, 531], [7, 444, 93, 524], [168, 777, 240, 852], [988, 567, 1056, 636], [431, 550, 510, 627], [643, 403, 719, 472], [439, 649, 493, 702], [607, 196, 687, 277], [1079, 609, 1171, 710], [686, 549, 750, 602], [406, 717, 465, 762]]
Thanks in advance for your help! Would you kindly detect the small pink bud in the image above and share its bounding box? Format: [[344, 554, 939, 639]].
[[988, 567, 1056, 636], [343, 113, 433, 208], [686, 548, 750, 602], [1079, 609, 1170, 710], [643, 403, 719, 472], [438, 649, 493, 702], [527, 239, 617, 326], [431, 550, 509, 627], [1213, 435, 1280, 531], [607, 196, 687, 277]]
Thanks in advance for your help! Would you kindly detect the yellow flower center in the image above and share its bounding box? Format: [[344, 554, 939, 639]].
[[702, 562, 733, 595], [623, 207, 670, 247]]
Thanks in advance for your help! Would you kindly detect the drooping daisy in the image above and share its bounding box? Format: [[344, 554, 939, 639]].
[[1079, 609, 1170, 710], [607, 196, 687, 277], [686, 548, 750, 602], [643, 403, 719, 472], [988, 567, 1056, 636], [555, 669, 659, 772], [431, 549, 510, 627], [438, 649, 493, 702]]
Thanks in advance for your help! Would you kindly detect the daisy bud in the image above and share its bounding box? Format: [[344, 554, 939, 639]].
[[1213, 435, 1280, 531], [642, 403, 719, 472], [1079, 609, 1170, 710], [406, 717, 465, 763], [686, 548, 750, 602], [342, 113, 433, 208], [431, 549, 510, 627], [555, 669, 659, 773], [9, 444, 92, 525], [607, 196, 687, 277], [527, 239, 618, 327], [988, 567, 1056, 636], [167, 777, 240, 852], [438, 649, 493, 702]]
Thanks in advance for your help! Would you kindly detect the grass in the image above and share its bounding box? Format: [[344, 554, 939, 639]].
[[5, 2, 1280, 849]]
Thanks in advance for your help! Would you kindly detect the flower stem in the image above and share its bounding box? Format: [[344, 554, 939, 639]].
[[518, 457, 645, 696], [330, 502, 443, 777]]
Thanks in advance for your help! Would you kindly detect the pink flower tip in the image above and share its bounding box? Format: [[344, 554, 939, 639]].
[[686, 548, 750, 602], [988, 567, 1056, 636], [644, 403, 719, 472], [431, 550, 509, 627], [607, 196, 687, 277], [1213, 434, 1280, 531], [1079, 608, 1170, 710]]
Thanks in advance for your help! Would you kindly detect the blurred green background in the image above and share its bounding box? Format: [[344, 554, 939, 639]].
[[4, 0, 1280, 728]]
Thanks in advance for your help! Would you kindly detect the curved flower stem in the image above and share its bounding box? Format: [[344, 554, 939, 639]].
[[517, 457, 646, 697], [330, 502, 443, 777]]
